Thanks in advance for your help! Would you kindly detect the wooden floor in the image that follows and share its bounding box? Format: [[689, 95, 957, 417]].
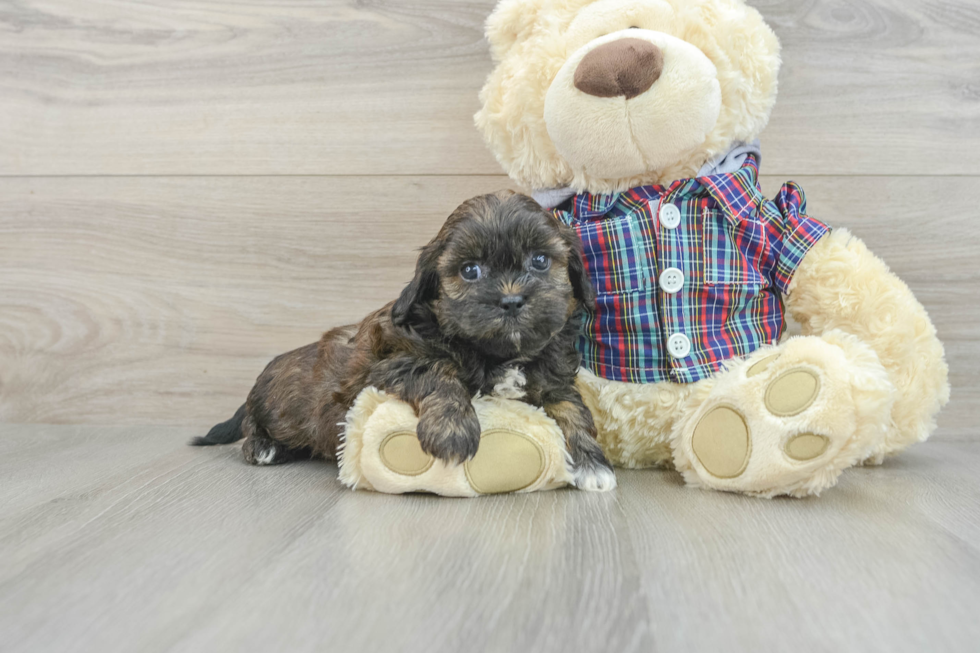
[[2, 423, 979, 653], [2, 1, 980, 651]]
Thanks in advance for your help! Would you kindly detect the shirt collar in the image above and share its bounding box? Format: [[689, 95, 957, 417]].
[[698, 153, 764, 224], [563, 154, 764, 224]]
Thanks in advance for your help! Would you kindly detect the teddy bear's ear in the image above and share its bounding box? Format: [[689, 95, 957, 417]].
[[485, 0, 544, 61]]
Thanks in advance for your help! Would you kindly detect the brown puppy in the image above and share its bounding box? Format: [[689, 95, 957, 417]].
[[192, 191, 615, 490]]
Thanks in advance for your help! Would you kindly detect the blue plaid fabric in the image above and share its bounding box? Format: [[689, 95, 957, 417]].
[[553, 155, 829, 384]]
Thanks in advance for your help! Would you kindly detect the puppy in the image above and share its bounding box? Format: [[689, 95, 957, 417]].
[[192, 191, 615, 490]]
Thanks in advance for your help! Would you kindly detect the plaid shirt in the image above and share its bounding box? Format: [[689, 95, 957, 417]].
[[553, 155, 829, 384]]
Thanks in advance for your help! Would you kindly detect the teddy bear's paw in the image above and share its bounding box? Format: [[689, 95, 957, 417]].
[[690, 356, 839, 487], [680, 336, 893, 497], [689, 405, 751, 479], [760, 363, 821, 417], [463, 429, 548, 494], [689, 397, 830, 482], [378, 431, 434, 476], [378, 428, 550, 494]]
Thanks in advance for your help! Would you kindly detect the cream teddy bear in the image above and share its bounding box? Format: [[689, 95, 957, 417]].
[[340, 0, 948, 498]]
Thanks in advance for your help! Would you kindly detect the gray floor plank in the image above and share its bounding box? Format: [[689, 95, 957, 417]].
[[0, 426, 347, 652], [617, 457, 980, 653], [1, 424, 978, 653], [169, 485, 652, 653]]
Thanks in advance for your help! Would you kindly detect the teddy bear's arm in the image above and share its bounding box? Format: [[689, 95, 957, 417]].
[[785, 229, 950, 453]]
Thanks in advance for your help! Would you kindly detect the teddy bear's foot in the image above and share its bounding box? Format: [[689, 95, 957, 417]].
[[690, 365, 827, 478], [675, 331, 895, 497], [338, 388, 576, 496], [378, 427, 548, 494]]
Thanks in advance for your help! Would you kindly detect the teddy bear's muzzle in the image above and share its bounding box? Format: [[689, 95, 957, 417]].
[[573, 37, 664, 100], [543, 29, 722, 183]]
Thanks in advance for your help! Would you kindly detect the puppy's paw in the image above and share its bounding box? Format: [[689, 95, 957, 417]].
[[571, 459, 618, 492], [243, 437, 284, 466], [569, 441, 617, 492], [416, 402, 482, 465]]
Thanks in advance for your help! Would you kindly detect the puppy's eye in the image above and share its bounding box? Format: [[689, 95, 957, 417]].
[[460, 263, 483, 282], [530, 254, 551, 272], [628, 25, 640, 29]]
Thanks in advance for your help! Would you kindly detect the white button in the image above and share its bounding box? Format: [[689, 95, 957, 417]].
[[660, 203, 681, 229], [659, 267, 684, 294], [667, 333, 691, 358]]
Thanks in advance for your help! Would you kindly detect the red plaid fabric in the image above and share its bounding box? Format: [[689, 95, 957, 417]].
[[553, 155, 829, 384]]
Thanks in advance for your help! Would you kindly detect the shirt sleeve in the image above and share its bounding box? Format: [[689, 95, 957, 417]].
[[763, 181, 830, 294]]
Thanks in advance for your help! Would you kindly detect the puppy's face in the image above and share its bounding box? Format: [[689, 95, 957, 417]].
[[393, 191, 593, 359]]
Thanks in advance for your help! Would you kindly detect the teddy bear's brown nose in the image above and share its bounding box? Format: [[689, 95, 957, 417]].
[[573, 38, 665, 100]]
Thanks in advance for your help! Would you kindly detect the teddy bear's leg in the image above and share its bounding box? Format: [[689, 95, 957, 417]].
[[786, 229, 950, 457], [338, 388, 576, 496], [575, 369, 695, 469], [671, 331, 896, 497]]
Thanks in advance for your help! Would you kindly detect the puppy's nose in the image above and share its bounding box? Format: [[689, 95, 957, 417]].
[[499, 294, 526, 314], [574, 38, 664, 100]]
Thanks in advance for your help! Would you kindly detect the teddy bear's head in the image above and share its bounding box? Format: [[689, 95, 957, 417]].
[[475, 0, 781, 194]]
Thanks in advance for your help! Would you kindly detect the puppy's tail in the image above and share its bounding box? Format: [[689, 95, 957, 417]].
[[190, 404, 246, 446]]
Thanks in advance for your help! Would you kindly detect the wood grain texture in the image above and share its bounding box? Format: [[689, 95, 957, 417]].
[[2, 3, 977, 650], [0, 175, 509, 426], [1, 174, 976, 438], [1, 0, 979, 176], [0, 423, 978, 653]]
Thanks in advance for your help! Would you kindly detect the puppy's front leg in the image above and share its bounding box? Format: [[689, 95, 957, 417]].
[[399, 365, 481, 465], [416, 391, 481, 464], [543, 390, 617, 492]]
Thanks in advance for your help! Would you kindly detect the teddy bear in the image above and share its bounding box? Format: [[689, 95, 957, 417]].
[[338, 0, 949, 498]]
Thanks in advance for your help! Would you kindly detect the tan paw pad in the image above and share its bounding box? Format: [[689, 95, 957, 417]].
[[784, 433, 830, 461], [464, 429, 545, 494], [746, 353, 780, 378], [765, 368, 820, 417], [691, 406, 751, 479], [379, 431, 434, 476]]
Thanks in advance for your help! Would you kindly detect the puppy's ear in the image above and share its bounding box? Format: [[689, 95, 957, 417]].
[[559, 223, 595, 308], [392, 240, 443, 327]]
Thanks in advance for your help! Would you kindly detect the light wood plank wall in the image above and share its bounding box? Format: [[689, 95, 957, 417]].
[[1, 1, 978, 438]]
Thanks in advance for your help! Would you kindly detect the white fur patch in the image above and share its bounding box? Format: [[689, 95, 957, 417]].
[[572, 464, 618, 492], [255, 446, 277, 465], [492, 367, 527, 400]]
